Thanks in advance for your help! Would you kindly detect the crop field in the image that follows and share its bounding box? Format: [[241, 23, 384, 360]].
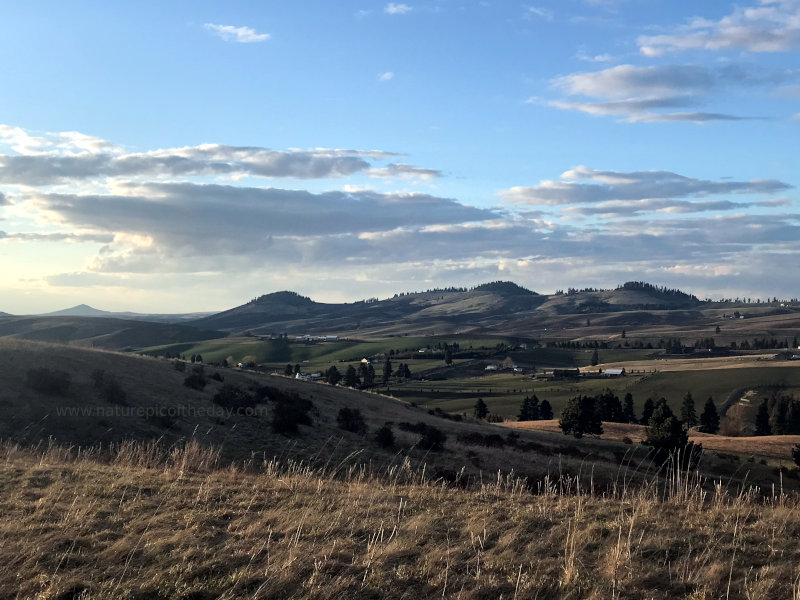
[[389, 364, 800, 420], [142, 335, 506, 367]]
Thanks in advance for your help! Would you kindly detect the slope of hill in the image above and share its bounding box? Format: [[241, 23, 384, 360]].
[[0, 316, 224, 350], [191, 280, 701, 335]]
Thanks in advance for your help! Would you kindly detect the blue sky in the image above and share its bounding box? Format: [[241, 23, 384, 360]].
[[0, 0, 798, 313]]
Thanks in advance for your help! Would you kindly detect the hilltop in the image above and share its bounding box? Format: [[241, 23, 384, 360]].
[[190, 280, 706, 336]]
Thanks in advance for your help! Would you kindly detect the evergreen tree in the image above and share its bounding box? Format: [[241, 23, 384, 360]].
[[754, 399, 772, 436], [645, 398, 696, 465], [699, 397, 720, 434], [367, 364, 376, 386], [294, 363, 301, 374], [344, 364, 359, 388], [474, 398, 488, 419], [596, 389, 624, 422], [284, 363, 294, 376], [623, 392, 637, 424], [559, 395, 603, 439], [641, 397, 656, 426], [590, 348, 599, 366], [444, 347, 453, 365], [680, 392, 698, 428], [539, 399, 554, 420], [517, 395, 540, 421], [382, 357, 393, 384], [326, 365, 341, 386], [403, 363, 412, 379]]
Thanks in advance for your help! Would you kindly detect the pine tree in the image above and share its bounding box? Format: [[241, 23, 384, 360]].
[[645, 398, 694, 465], [559, 395, 603, 439], [539, 399, 554, 420], [284, 363, 294, 376], [623, 392, 637, 424], [699, 397, 720, 434], [382, 357, 392, 384], [680, 392, 698, 428], [474, 398, 488, 419], [517, 395, 540, 421], [590, 348, 599, 366], [754, 399, 771, 436], [344, 364, 359, 388], [641, 397, 656, 426]]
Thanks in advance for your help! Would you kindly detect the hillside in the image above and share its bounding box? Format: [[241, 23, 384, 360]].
[[5, 441, 800, 599], [0, 316, 224, 350], [190, 280, 707, 336], [40, 304, 216, 323]]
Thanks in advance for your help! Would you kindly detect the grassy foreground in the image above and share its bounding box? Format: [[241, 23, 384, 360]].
[[4, 441, 800, 600]]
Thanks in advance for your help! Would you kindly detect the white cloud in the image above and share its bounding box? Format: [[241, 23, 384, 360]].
[[638, 0, 800, 56], [499, 166, 791, 207], [527, 6, 554, 21], [385, 3, 412, 15], [204, 23, 270, 43], [378, 71, 395, 81], [547, 63, 795, 121], [0, 126, 441, 185]]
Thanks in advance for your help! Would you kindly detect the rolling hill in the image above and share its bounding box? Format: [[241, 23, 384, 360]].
[[190, 280, 710, 336], [0, 316, 224, 350]]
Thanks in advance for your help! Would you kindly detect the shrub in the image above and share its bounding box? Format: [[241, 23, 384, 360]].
[[209, 372, 224, 382], [375, 423, 395, 449], [183, 365, 206, 390], [271, 396, 314, 434], [337, 407, 367, 435], [173, 360, 186, 372], [91, 369, 127, 405], [420, 425, 447, 452], [26, 367, 71, 396], [213, 384, 255, 410]]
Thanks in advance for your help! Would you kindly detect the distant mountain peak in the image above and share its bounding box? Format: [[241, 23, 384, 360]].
[[43, 304, 110, 317]]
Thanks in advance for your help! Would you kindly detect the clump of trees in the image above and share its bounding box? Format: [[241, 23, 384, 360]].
[[183, 365, 207, 390], [398, 422, 447, 451], [559, 395, 603, 439]]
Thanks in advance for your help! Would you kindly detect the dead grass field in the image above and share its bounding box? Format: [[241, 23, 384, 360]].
[[506, 420, 800, 460], [4, 441, 800, 600]]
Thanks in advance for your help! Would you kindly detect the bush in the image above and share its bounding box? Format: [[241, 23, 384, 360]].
[[91, 369, 127, 405], [173, 360, 186, 372], [26, 367, 71, 396], [420, 425, 447, 452], [337, 407, 367, 435], [271, 396, 314, 434], [375, 423, 395, 449], [213, 384, 255, 410], [183, 365, 206, 390]]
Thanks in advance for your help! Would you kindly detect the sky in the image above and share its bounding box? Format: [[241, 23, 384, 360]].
[[0, 0, 798, 314]]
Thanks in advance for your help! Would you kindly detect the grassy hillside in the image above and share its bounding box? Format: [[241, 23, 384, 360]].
[[0, 316, 223, 350], [4, 441, 800, 599]]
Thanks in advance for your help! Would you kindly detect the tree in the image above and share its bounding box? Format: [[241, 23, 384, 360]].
[[344, 364, 359, 388], [326, 365, 341, 386], [474, 398, 488, 419], [444, 347, 453, 365], [754, 400, 772, 436], [623, 392, 637, 424], [699, 397, 720, 434], [680, 392, 698, 428], [294, 364, 301, 374], [539, 399, 554, 420], [284, 363, 294, 376], [590, 348, 599, 366], [559, 395, 603, 439], [793, 445, 800, 468], [382, 357, 393, 384], [596, 389, 623, 422], [517, 395, 540, 421], [645, 398, 697, 465], [402, 363, 412, 379], [641, 397, 656, 426]]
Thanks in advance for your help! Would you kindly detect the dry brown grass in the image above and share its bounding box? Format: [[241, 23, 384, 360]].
[[3, 440, 800, 600]]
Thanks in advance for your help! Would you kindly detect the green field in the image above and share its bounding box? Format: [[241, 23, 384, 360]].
[[388, 365, 800, 420], [142, 336, 505, 368]]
